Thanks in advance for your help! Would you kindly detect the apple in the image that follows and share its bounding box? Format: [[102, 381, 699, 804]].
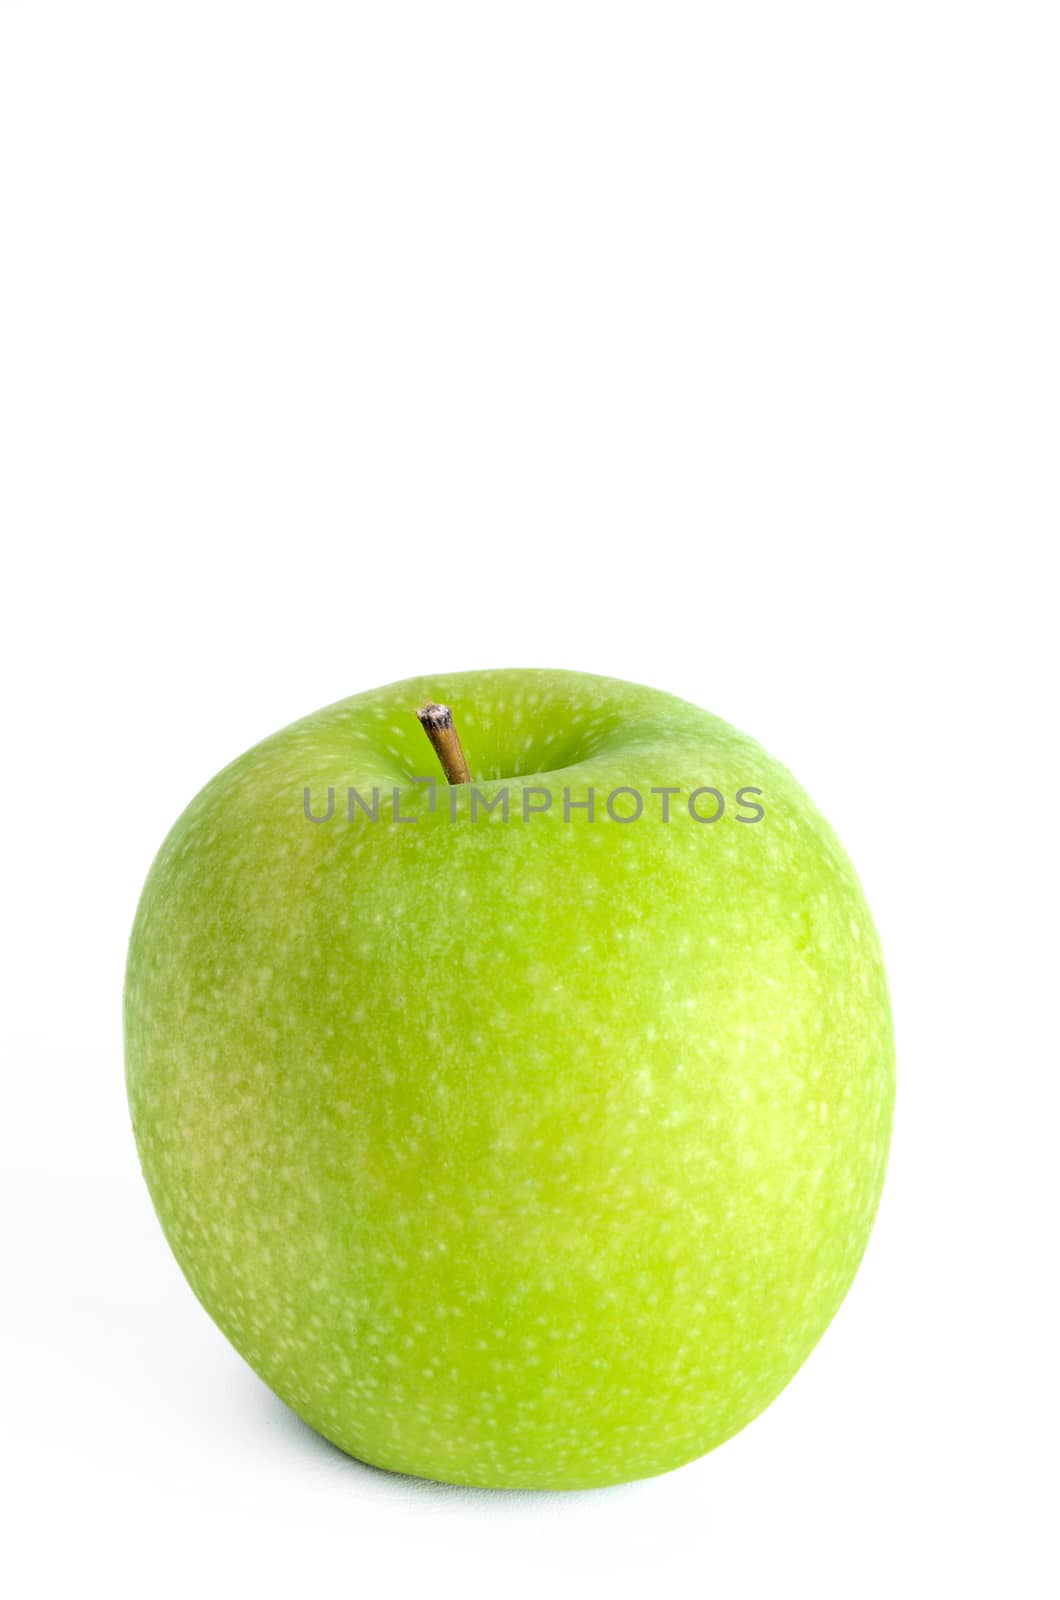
[[125, 668, 894, 1489]]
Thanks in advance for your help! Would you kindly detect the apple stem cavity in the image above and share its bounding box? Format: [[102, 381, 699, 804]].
[[416, 701, 473, 786]]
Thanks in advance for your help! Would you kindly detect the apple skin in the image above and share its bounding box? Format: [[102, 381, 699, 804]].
[[125, 669, 894, 1489]]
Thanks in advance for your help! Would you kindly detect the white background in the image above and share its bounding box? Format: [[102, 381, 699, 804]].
[[1, 4, 1057, 1596]]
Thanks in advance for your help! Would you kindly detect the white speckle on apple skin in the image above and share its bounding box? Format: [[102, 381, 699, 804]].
[[125, 668, 894, 1490]]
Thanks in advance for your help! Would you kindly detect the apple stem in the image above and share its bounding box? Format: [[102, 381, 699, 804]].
[[416, 702, 472, 786]]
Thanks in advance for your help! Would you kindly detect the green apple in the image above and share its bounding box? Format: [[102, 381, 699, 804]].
[[125, 668, 894, 1489]]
